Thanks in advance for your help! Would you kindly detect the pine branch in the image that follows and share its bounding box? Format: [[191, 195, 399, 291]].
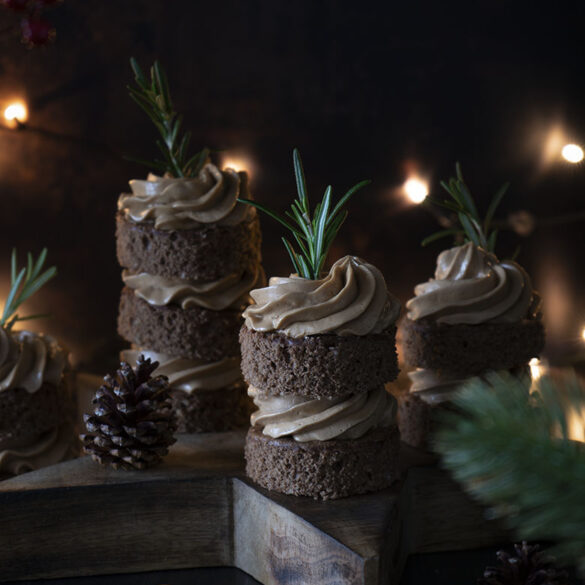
[[1, 248, 56, 330], [423, 163, 508, 253], [238, 148, 370, 279], [127, 57, 209, 178], [434, 371, 585, 575]]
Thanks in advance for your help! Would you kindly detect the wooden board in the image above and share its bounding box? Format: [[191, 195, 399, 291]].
[[0, 376, 508, 585]]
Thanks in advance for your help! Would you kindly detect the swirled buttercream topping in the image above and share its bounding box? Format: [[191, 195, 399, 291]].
[[408, 365, 532, 405], [406, 242, 541, 325], [0, 328, 67, 393], [118, 163, 254, 230], [408, 368, 469, 405], [122, 266, 264, 311], [0, 422, 76, 476], [121, 349, 242, 393], [243, 255, 400, 337], [249, 385, 396, 442]]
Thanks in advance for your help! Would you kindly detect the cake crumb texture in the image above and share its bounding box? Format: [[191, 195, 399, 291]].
[[239, 325, 399, 398], [116, 212, 262, 281], [172, 384, 252, 433], [118, 287, 242, 361], [245, 425, 400, 500], [400, 317, 545, 376]]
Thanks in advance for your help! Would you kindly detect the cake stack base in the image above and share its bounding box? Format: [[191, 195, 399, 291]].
[[0, 378, 509, 585]]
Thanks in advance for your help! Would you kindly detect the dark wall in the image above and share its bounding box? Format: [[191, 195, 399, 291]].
[[0, 1, 584, 370]]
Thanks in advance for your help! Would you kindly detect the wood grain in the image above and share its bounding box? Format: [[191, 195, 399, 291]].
[[0, 374, 507, 584]]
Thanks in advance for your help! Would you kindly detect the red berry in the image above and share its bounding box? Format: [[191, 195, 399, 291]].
[[2, 0, 29, 11], [21, 17, 55, 47]]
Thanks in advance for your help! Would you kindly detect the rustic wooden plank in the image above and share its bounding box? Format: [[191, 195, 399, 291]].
[[236, 480, 407, 585], [0, 431, 246, 582], [0, 413, 508, 585], [233, 478, 371, 585], [401, 465, 509, 554], [0, 475, 231, 581]]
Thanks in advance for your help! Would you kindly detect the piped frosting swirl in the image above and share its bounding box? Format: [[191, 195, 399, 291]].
[[0, 328, 68, 393], [121, 349, 242, 393], [249, 385, 396, 442], [243, 255, 400, 337], [406, 242, 541, 325], [408, 365, 532, 405], [118, 163, 254, 230], [0, 423, 76, 475], [122, 266, 264, 311]]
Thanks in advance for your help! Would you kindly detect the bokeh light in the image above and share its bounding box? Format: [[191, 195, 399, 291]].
[[562, 143, 584, 164], [3, 101, 28, 127], [403, 177, 429, 204]]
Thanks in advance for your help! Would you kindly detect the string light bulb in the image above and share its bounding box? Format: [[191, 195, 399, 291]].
[[3, 101, 28, 128], [221, 154, 254, 178], [403, 177, 429, 204], [561, 143, 584, 164]]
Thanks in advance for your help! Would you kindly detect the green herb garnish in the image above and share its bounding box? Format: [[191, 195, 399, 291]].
[[238, 148, 370, 280], [422, 162, 509, 252], [128, 57, 209, 178], [1, 248, 56, 330]]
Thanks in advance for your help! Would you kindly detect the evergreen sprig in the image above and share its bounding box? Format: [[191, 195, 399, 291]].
[[422, 163, 509, 252], [1, 248, 56, 330], [128, 57, 209, 178], [238, 148, 370, 279], [434, 371, 585, 575]]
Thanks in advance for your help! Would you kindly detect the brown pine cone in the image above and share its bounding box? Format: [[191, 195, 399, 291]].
[[81, 355, 177, 470], [478, 542, 569, 585]]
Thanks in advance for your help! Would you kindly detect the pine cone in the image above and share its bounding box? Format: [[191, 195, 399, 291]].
[[478, 542, 569, 585], [81, 355, 177, 470]]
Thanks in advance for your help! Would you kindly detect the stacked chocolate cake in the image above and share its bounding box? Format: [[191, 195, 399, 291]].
[[0, 330, 76, 476], [398, 242, 544, 449], [241, 255, 402, 499], [116, 164, 263, 432]]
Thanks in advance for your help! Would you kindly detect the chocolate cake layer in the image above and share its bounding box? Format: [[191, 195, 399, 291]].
[[0, 382, 70, 449], [245, 425, 400, 500], [239, 325, 398, 398], [118, 287, 242, 361], [116, 212, 262, 281], [396, 392, 438, 451], [172, 384, 252, 433], [400, 317, 545, 376]]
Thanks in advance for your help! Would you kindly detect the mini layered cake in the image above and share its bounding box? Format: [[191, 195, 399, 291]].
[[0, 329, 76, 476], [241, 255, 402, 500], [117, 164, 263, 432], [399, 241, 544, 448]]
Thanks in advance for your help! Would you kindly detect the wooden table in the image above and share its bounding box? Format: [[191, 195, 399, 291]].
[[0, 376, 508, 585]]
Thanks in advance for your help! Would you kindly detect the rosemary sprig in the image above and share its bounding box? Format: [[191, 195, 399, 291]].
[[238, 149, 370, 280], [128, 57, 209, 178], [1, 248, 56, 330], [422, 162, 509, 252]]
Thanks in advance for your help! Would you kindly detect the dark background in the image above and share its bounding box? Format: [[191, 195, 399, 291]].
[[1, 1, 585, 372]]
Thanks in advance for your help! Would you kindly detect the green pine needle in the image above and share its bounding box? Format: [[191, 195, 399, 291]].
[[128, 57, 209, 178], [423, 163, 509, 252], [1, 248, 56, 330], [238, 148, 370, 279], [434, 371, 585, 574]]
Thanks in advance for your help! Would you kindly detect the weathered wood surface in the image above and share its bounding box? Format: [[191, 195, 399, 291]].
[[0, 375, 508, 585]]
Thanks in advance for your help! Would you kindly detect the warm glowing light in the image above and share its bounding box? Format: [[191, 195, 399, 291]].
[[3, 102, 28, 127], [581, 326, 585, 342], [561, 143, 584, 164], [529, 357, 545, 382], [221, 155, 254, 178], [403, 177, 428, 204], [567, 407, 585, 443]]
